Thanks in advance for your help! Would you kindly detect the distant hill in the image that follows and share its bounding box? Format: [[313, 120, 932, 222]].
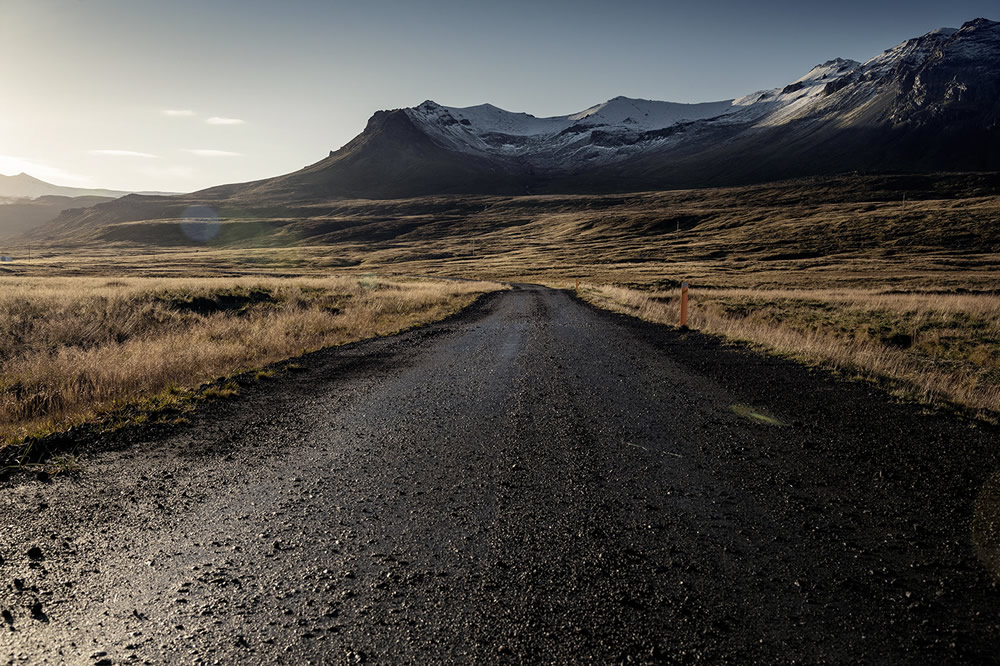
[[0, 172, 178, 200], [0, 173, 131, 199], [0, 195, 116, 241], [22, 173, 1000, 255], [0, 173, 181, 241]]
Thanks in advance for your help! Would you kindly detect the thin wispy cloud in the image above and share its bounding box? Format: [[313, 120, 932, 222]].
[[186, 149, 242, 157], [163, 109, 196, 117], [91, 150, 159, 158], [206, 117, 245, 125]]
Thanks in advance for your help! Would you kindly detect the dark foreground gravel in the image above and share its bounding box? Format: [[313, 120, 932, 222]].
[[2, 285, 1000, 664]]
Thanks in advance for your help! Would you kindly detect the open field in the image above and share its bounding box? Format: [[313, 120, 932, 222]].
[[2, 173, 998, 428], [0, 275, 504, 455], [9, 173, 999, 290], [581, 284, 1000, 418]]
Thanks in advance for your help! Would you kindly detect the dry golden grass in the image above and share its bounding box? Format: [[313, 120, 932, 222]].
[[582, 284, 1000, 418], [4, 173, 998, 430], [11, 173, 1000, 291], [0, 275, 504, 450]]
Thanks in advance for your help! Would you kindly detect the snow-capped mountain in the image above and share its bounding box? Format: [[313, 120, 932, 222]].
[[206, 17, 996, 200], [59, 17, 1000, 215], [382, 17, 997, 184], [401, 97, 738, 169], [399, 57, 879, 170]]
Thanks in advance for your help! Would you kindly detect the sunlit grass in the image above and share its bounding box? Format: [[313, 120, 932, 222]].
[[583, 284, 1000, 418], [0, 274, 505, 451]]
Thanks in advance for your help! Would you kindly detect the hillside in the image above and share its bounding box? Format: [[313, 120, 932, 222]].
[[14, 173, 999, 291], [0, 195, 116, 241]]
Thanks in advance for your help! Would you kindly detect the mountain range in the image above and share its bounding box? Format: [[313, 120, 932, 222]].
[[196, 17, 1000, 201], [34, 17, 1000, 237]]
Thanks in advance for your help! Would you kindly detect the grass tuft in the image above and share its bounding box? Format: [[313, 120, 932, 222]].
[[203, 381, 240, 400]]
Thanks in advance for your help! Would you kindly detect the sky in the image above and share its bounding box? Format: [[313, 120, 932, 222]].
[[2, 0, 997, 193]]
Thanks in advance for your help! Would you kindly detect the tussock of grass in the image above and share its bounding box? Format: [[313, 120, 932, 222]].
[[202, 381, 240, 400], [585, 284, 1000, 418], [0, 275, 504, 450]]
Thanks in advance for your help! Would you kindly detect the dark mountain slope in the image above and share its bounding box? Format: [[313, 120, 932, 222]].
[[200, 110, 534, 202], [35, 17, 1000, 237]]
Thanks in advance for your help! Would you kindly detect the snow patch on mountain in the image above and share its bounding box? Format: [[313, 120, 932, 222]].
[[408, 96, 736, 139], [567, 97, 736, 129], [729, 58, 861, 126], [863, 25, 957, 76], [395, 18, 999, 171], [405, 96, 741, 167]]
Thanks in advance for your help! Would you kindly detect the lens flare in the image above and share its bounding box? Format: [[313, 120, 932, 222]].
[[180, 205, 221, 243]]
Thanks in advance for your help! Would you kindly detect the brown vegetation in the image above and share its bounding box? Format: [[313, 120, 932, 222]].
[[0, 275, 504, 451], [4, 172, 998, 428], [582, 284, 1000, 418], [19, 173, 1000, 291]]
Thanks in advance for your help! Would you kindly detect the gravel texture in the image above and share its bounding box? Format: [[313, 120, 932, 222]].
[[2, 285, 999, 664]]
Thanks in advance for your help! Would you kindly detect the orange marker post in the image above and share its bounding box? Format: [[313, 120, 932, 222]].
[[679, 281, 689, 328], [575, 279, 580, 291]]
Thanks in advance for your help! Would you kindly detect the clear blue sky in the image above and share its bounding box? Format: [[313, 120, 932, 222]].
[[2, 0, 996, 192]]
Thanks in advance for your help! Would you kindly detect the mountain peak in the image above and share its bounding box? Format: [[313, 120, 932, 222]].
[[819, 57, 860, 68], [3, 172, 44, 183], [136, 16, 1000, 203], [960, 17, 999, 31]]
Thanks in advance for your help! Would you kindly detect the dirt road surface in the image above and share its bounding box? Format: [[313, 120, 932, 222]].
[[2, 285, 999, 664]]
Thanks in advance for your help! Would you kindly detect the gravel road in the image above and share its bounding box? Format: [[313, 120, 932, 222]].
[[2, 285, 1000, 664]]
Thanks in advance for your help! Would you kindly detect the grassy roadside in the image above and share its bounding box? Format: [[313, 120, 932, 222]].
[[579, 284, 1000, 419], [0, 274, 506, 461]]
